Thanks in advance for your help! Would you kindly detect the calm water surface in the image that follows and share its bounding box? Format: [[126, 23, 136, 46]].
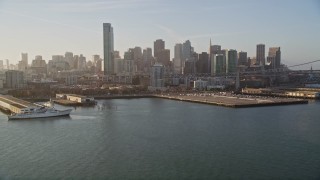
[[0, 98, 320, 179]]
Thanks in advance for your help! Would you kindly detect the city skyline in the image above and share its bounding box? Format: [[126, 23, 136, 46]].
[[1, 0, 320, 69]]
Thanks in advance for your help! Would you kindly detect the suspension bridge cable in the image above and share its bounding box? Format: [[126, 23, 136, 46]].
[[287, 60, 320, 68]]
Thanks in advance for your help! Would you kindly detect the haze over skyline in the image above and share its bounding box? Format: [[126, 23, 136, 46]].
[[1, 0, 320, 69]]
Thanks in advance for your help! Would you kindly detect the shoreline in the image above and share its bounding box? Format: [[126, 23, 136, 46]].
[[20, 94, 309, 108]]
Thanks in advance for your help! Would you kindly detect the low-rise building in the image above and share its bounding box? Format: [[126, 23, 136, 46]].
[[285, 91, 320, 98], [56, 94, 95, 103], [148, 63, 165, 91], [194, 79, 208, 90]]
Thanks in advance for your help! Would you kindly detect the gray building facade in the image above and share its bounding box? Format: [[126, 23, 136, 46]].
[[103, 23, 114, 74]]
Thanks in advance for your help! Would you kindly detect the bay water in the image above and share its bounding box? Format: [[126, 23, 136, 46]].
[[0, 98, 319, 179]]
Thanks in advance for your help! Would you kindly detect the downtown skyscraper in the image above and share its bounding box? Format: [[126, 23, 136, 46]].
[[154, 39, 165, 59], [227, 49, 237, 73], [267, 47, 281, 69], [173, 43, 183, 74], [21, 53, 28, 65], [256, 44, 265, 66], [153, 39, 170, 67], [103, 23, 114, 75]]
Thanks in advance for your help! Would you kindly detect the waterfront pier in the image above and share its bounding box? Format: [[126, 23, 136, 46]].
[[155, 94, 308, 108], [54, 94, 96, 106], [0, 95, 41, 114]]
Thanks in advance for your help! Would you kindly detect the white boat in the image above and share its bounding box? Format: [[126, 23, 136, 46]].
[[8, 103, 72, 120], [43, 99, 55, 108]]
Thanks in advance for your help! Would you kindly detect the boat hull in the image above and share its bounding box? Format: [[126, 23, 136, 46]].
[[8, 109, 72, 120]]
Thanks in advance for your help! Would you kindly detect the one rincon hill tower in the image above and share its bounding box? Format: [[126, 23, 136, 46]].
[[103, 23, 114, 75]]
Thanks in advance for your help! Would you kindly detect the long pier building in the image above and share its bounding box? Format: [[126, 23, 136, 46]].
[[0, 95, 41, 114]]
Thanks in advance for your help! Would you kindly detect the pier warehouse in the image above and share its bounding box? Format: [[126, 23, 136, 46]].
[[0, 95, 41, 114], [56, 94, 95, 103]]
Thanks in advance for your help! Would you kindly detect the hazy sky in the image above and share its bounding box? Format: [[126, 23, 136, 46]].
[[0, 0, 320, 69]]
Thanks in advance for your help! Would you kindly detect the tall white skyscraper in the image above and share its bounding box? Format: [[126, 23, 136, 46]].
[[103, 23, 114, 74]]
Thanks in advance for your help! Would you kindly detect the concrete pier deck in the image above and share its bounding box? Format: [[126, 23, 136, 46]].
[[155, 94, 308, 108], [0, 95, 41, 113]]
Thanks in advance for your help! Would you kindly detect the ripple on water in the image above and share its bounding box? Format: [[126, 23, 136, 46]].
[[0, 99, 319, 179]]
